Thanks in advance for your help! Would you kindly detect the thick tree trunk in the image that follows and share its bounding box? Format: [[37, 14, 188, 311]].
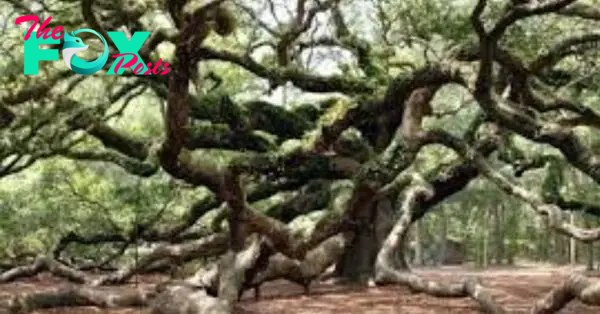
[[334, 197, 398, 283], [334, 221, 377, 283]]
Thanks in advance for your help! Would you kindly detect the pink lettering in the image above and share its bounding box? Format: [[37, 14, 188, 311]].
[[37, 17, 52, 39], [50, 26, 63, 40], [15, 15, 64, 40], [112, 53, 139, 74], [160, 63, 171, 75], [16, 17, 172, 75], [15, 15, 39, 40], [133, 62, 145, 74], [151, 59, 164, 75], [143, 62, 153, 75]]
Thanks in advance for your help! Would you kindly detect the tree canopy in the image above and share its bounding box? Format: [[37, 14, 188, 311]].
[[3, 0, 600, 313]]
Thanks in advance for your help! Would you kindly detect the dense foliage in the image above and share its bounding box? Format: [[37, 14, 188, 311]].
[[3, 0, 600, 313]]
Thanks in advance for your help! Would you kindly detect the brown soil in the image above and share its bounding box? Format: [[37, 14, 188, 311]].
[[1, 265, 598, 314]]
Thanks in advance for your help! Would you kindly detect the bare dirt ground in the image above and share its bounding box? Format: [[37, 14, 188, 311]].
[[1, 264, 598, 314]]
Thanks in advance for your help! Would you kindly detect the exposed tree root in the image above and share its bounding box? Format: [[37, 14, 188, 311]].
[[243, 233, 349, 298], [150, 235, 263, 314], [0, 286, 154, 314], [6, 131, 600, 314], [178, 232, 350, 300], [0, 256, 89, 284], [3, 231, 600, 314], [150, 284, 228, 314], [359, 128, 600, 314], [92, 233, 228, 286], [182, 262, 220, 295], [530, 273, 600, 314], [374, 179, 506, 314], [0, 233, 228, 287]]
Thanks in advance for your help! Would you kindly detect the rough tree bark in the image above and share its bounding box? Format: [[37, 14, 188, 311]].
[[0, 256, 89, 284], [244, 233, 349, 297], [531, 273, 600, 314], [0, 286, 154, 314], [92, 233, 228, 286], [426, 125, 600, 313], [150, 235, 263, 314], [333, 85, 439, 283], [374, 175, 506, 314], [333, 200, 380, 283]]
